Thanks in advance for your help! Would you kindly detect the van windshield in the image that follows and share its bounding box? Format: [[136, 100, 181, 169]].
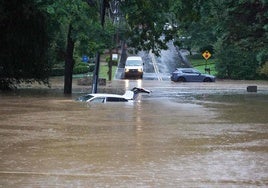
[[126, 60, 142, 66]]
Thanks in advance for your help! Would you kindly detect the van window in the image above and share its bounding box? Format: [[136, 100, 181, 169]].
[[126, 59, 142, 66]]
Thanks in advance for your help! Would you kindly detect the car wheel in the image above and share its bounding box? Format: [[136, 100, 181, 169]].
[[177, 77, 186, 82], [203, 78, 212, 82]]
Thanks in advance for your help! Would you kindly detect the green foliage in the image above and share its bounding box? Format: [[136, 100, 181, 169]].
[[51, 68, 65, 76], [199, 45, 214, 54], [105, 56, 118, 66], [51, 62, 94, 76], [44, 0, 102, 57], [74, 62, 95, 73], [2, 0, 267, 91], [0, 0, 50, 90], [170, 0, 201, 22], [258, 62, 268, 78], [188, 54, 203, 60], [73, 65, 89, 74], [120, 0, 178, 55], [42, 0, 109, 93], [256, 48, 268, 68], [176, 0, 268, 80], [88, 64, 95, 72], [215, 43, 259, 79], [211, 0, 267, 79]]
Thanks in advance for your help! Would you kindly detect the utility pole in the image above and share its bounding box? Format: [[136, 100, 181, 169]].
[[92, 0, 107, 93]]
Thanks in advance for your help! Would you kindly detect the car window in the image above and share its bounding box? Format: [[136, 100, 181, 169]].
[[182, 70, 193, 73], [76, 94, 94, 101], [106, 97, 128, 102], [90, 97, 105, 103]]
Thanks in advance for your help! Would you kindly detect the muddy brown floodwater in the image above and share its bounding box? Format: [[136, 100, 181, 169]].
[[0, 78, 268, 187]]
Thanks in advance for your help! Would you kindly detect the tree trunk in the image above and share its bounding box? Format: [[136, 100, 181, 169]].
[[119, 40, 127, 68], [64, 24, 75, 94], [108, 48, 112, 81]]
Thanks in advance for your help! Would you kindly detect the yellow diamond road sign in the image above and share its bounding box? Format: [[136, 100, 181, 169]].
[[202, 50, 211, 60]]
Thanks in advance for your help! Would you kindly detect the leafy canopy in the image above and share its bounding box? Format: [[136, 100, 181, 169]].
[[0, 0, 50, 90]]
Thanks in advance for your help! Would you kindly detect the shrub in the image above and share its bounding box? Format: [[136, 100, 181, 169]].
[[215, 43, 259, 79], [106, 56, 118, 66], [73, 64, 95, 74], [75, 62, 88, 67], [50, 62, 95, 76], [73, 66, 88, 74], [88, 64, 95, 72], [51, 68, 64, 76], [258, 62, 268, 78], [189, 54, 202, 60]]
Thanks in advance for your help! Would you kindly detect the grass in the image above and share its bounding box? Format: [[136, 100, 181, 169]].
[[194, 64, 217, 75], [99, 64, 117, 79], [189, 57, 217, 75]]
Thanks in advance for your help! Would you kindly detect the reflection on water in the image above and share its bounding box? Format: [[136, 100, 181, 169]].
[[0, 81, 268, 187], [124, 79, 143, 90]]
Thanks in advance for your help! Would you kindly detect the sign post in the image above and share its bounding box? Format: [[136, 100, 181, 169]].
[[202, 50, 212, 74], [92, 0, 106, 93]]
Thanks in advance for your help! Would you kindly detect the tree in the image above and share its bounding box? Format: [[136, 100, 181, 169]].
[[213, 0, 268, 79], [172, 0, 268, 79], [45, 0, 103, 94], [119, 0, 179, 55], [0, 0, 50, 90]]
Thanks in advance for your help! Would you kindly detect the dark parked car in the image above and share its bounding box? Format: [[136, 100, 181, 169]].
[[171, 68, 215, 82]]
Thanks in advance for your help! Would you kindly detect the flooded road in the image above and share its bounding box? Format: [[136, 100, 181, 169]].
[[0, 79, 268, 187]]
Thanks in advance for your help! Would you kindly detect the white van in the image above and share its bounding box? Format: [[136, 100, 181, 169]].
[[124, 56, 144, 78]]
